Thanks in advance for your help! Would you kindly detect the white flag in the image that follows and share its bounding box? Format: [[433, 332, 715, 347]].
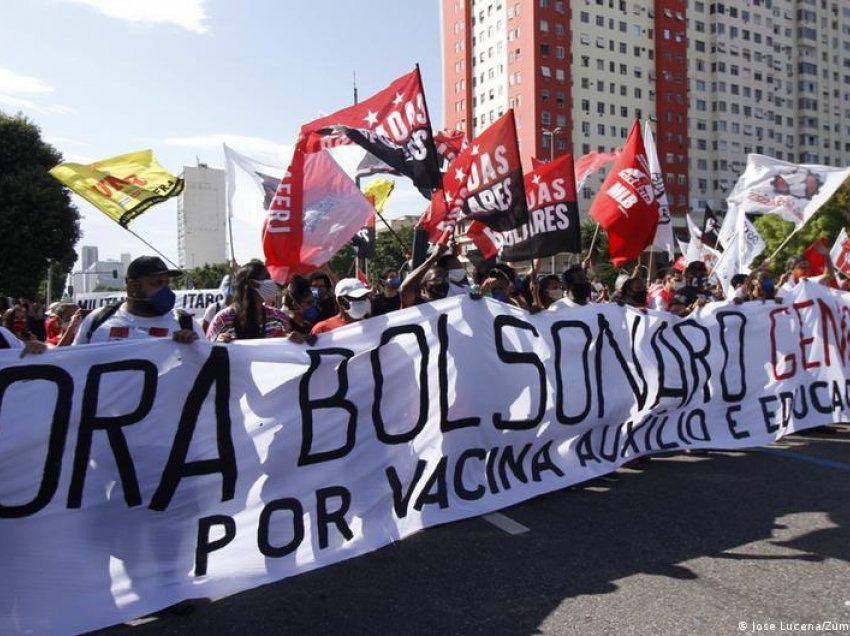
[[717, 203, 765, 274], [224, 144, 285, 227], [644, 122, 674, 260], [829, 227, 850, 278], [726, 154, 850, 228]]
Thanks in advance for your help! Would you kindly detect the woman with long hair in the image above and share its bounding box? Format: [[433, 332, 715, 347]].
[[206, 261, 305, 343], [282, 274, 320, 337]]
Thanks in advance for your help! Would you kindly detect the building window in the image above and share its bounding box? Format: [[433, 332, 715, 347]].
[[540, 19, 549, 32]]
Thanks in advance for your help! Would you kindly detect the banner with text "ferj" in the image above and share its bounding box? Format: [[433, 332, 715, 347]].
[[1, 281, 849, 634], [49, 150, 184, 227]]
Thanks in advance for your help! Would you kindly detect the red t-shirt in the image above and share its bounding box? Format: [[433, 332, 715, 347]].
[[310, 314, 351, 335], [45, 316, 64, 346]]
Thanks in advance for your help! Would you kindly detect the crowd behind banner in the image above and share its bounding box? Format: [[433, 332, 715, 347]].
[[10, 62, 848, 634], [2, 279, 849, 634]]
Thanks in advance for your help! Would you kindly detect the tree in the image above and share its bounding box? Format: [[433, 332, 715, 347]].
[[370, 224, 414, 280], [753, 178, 850, 275], [580, 218, 619, 287], [185, 262, 233, 289], [0, 112, 81, 298]]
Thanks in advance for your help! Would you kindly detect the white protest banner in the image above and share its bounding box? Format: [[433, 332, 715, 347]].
[[75, 289, 225, 318], [2, 282, 849, 633]]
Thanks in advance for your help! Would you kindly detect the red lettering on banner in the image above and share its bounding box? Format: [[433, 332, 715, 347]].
[[769, 306, 794, 380], [148, 327, 169, 338], [769, 299, 850, 381]]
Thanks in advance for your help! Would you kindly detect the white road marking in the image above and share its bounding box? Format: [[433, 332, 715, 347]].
[[482, 512, 530, 535]]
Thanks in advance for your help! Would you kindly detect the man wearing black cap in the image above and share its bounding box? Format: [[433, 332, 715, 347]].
[[73, 255, 203, 344]]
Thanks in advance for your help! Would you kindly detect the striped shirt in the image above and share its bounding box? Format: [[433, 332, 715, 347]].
[[206, 305, 291, 341]]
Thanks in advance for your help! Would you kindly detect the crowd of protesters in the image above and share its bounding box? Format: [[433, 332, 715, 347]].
[[0, 245, 845, 356]]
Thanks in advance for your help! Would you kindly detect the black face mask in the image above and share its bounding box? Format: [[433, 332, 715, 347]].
[[629, 290, 648, 306], [569, 283, 592, 304]]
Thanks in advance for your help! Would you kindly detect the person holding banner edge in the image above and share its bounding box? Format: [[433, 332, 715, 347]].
[[207, 261, 306, 344], [72, 256, 204, 345]]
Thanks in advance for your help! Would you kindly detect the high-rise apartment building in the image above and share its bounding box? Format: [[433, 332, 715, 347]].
[[441, 0, 850, 222], [177, 165, 228, 270]]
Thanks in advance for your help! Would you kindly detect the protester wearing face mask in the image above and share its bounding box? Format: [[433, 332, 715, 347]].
[[669, 261, 714, 316], [371, 267, 403, 316], [308, 271, 338, 321], [436, 253, 470, 297], [73, 256, 204, 345], [562, 264, 592, 307], [311, 278, 372, 335], [480, 264, 521, 306], [282, 274, 321, 337], [535, 275, 564, 309], [616, 276, 649, 309], [206, 261, 303, 343], [202, 274, 234, 334], [400, 243, 452, 308]]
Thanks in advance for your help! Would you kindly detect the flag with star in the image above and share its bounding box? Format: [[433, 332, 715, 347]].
[[419, 110, 528, 242], [299, 66, 442, 196], [465, 153, 580, 261]]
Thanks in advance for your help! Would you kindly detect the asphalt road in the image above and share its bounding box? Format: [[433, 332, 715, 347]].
[[93, 425, 850, 636]]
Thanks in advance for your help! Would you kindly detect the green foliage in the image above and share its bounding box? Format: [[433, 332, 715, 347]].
[[0, 111, 81, 297], [370, 223, 414, 280], [327, 245, 357, 280], [580, 218, 619, 287], [753, 178, 850, 275], [184, 262, 233, 289]]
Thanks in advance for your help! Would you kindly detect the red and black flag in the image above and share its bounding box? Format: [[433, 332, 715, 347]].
[[300, 66, 442, 195], [419, 110, 528, 241]]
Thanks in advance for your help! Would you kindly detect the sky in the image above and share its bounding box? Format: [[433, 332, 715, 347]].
[[0, 0, 443, 269]]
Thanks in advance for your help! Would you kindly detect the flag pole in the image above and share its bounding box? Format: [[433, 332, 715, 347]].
[[765, 226, 802, 264], [125, 227, 181, 270], [587, 221, 601, 260]]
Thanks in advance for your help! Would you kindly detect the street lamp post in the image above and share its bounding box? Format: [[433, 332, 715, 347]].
[[541, 127, 563, 274]]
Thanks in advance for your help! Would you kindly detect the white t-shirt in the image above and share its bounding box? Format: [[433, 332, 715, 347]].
[[0, 326, 23, 350], [72, 304, 204, 344]]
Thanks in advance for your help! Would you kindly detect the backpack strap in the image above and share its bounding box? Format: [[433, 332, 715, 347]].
[[84, 302, 122, 343], [177, 310, 194, 332]]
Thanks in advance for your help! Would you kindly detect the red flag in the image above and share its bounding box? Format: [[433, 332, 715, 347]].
[[575, 150, 619, 189], [419, 110, 528, 240], [300, 67, 442, 193], [588, 121, 659, 267], [263, 146, 375, 282], [804, 237, 829, 276], [433, 128, 468, 172]]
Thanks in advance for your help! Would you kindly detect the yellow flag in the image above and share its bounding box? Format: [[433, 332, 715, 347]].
[[49, 150, 184, 227], [361, 178, 395, 213]]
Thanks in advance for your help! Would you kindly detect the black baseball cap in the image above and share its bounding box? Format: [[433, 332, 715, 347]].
[[126, 256, 182, 280]]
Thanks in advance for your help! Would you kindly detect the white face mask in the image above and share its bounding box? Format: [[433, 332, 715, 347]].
[[256, 279, 279, 305], [346, 299, 370, 320], [547, 289, 564, 301], [447, 268, 467, 284]]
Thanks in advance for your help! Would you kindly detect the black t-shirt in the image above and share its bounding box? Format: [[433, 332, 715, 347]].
[[371, 293, 401, 317], [671, 286, 713, 308]]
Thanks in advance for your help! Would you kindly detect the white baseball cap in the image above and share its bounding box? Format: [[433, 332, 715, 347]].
[[334, 278, 370, 299]]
